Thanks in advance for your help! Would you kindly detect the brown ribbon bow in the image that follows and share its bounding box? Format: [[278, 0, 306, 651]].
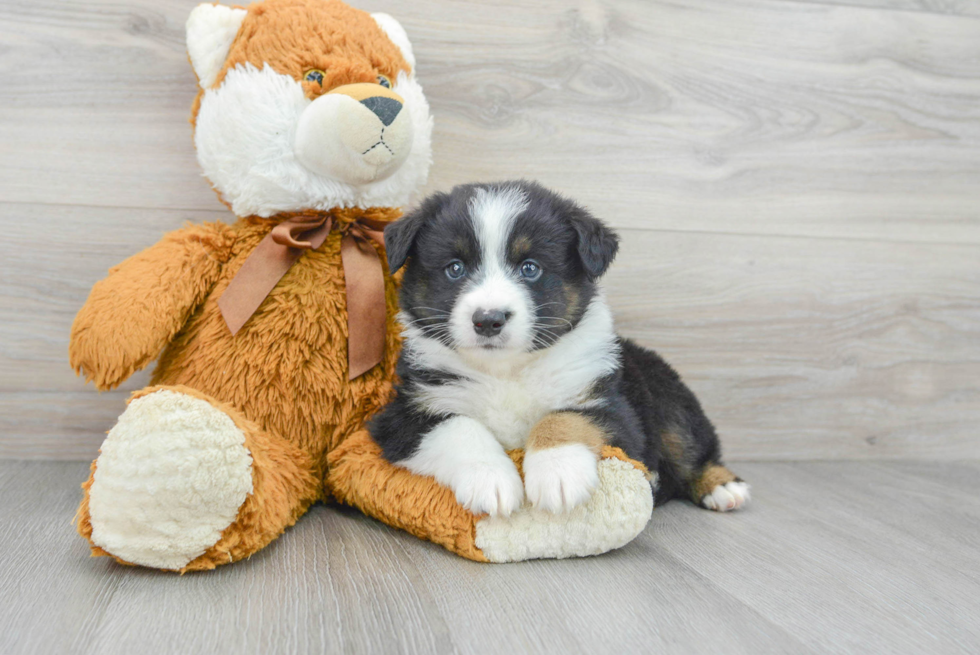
[[218, 208, 399, 380]]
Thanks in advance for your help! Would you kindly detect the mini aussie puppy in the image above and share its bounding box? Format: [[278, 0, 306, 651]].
[[370, 181, 749, 517]]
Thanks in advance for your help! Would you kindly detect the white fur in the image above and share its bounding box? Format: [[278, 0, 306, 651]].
[[475, 460, 655, 562], [186, 4, 246, 89], [88, 390, 253, 570], [400, 416, 524, 517], [401, 295, 620, 450], [701, 481, 751, 512], [448, 187, 535, 353], [524, 444, 599, 513], [194, 63, 432, 216], [371, 13, 416, 71]]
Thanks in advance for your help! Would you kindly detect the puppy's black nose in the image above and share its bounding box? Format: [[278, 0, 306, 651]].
[[360, 96, 402, 126], [472, 309, 509, 337]]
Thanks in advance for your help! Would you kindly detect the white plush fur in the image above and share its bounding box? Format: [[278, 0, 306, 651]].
[[524, 444, 599, 513], [194, 62, 432, 216], [186, 4, 247, 89], [399, 416, 524, 517], [701, 480, 751, 512], [88, 390, 253, 570], [371, 13, 415, 71], [401, 296, 621, 450], [475, 460, 655, 562]]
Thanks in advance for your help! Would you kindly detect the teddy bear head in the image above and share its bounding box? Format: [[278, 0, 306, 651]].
[[186, 0, 432, 218]]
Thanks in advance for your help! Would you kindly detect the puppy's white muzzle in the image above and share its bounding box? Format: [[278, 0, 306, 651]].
[[294, 83, 414, 186]]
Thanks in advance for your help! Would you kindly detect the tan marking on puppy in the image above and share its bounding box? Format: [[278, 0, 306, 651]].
[[660, 430, 685, 463], [526, 412, 606, 453], [510, 235, 532, 259], [454, 237, 473, 259], [691, 464, 737, 502], [562, 284, 580, 321], [660, 429, 697, 477]]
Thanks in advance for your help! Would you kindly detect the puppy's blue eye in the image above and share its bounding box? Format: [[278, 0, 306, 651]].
[[377, 75, 391, 88], [519, 260, 541, 281], [445, 260, 466, 280]]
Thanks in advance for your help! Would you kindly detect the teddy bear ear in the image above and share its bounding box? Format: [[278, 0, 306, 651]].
[[371, 13, 416, 73], [186, 4, 248, 89]]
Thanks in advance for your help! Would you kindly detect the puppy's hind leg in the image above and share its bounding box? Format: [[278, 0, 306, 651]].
[[692, 464, 750, 512], [659, 429, 750, 512]]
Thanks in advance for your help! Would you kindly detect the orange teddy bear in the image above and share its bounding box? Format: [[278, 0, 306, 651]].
[[69, 0, 653, 572]]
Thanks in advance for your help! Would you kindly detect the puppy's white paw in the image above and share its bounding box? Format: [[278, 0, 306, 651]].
[[524, 444, 599, 513], [451, 458, 525, 517], [701, 480, 751, 512]]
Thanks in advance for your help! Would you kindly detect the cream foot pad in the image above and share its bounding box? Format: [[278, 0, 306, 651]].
[[88, 390, 253, 570], [474, 458, 655, 562]]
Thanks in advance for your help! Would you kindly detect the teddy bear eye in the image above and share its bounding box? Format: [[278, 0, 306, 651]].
[[305, 69, 325, 86], [377, 75, 391, 88]]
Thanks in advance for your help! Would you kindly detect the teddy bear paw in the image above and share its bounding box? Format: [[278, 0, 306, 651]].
[[473, 456, 654, 562], [87, 389, 253, 570]]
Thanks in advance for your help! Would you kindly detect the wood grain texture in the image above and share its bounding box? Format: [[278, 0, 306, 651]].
[[2, 460, 979, 654], [0, 0, 978, 242], [1, 0, 979, 460], [786, 0, 980, 17]]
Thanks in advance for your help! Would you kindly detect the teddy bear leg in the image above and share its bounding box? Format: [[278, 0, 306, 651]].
[[76, 385, 321, 572], [325, 430, 655, 562]]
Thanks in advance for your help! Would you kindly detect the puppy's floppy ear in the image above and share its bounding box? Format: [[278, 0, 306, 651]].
[[385, 192, 447, 274], [567, 204, 620, 280]]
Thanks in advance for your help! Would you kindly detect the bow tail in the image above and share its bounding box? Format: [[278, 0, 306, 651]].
[[341, 233, 388, 380], [219, 234, 305, 336]]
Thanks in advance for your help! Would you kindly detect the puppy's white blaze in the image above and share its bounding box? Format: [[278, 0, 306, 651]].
[[524, 444, 600, 513], [469, 186, 528, 261], [399, 415, 524, 517], [401, 296, 620, 449], [195, 65, 432, 217], [449, 187, 533, 351]]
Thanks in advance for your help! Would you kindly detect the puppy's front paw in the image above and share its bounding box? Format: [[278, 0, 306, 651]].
[[452, 458, 524, 517], [524, 444, 599, 513]]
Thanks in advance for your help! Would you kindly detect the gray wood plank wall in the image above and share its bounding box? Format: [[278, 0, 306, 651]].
[[1, 0, 978, 460]]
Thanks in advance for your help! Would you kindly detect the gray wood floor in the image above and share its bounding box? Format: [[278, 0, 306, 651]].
[[2, 460, 978, 655]]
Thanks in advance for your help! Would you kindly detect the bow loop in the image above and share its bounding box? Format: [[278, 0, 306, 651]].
[[217, 208, 401, 379], [270, 214, 333, 249]]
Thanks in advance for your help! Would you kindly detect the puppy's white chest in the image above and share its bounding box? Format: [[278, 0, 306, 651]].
[[466, 377, 552, 450]]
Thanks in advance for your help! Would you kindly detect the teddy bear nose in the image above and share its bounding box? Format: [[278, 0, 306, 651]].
[[360, 96, 402, 126]]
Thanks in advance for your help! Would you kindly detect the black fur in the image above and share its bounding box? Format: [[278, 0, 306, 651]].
[[368, 355, 456, 462], [372, 180, 732, 506]]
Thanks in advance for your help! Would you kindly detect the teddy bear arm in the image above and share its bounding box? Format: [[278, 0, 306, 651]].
[[69, 222, 235, 390]]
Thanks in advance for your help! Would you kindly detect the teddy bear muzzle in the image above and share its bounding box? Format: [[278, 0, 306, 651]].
[[294, 82, 414, 185]]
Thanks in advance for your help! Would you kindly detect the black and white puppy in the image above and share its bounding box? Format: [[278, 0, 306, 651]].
[[370, 181, 749, 517]]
